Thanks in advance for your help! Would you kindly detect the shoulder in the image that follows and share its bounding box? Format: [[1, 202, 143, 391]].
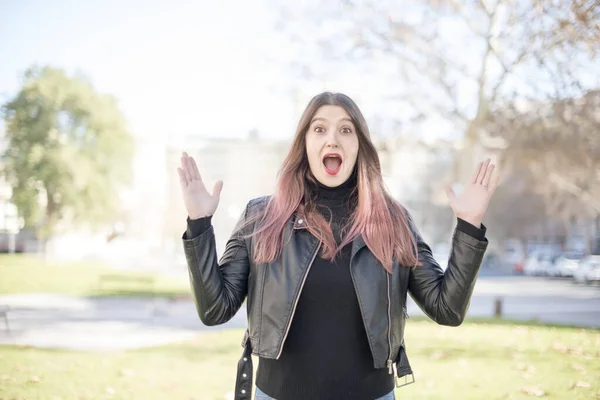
[[247, 195, 271, 209], [388, 197, 418, 234], [246, 195, 272, 216]]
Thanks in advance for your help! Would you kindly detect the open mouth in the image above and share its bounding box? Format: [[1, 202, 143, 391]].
[[322, 153, 343, 175]]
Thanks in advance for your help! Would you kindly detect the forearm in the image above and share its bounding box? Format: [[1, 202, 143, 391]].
[[185, 215, 212, 239], [182, 219, 249, 326], [408, 214, 488, 326]]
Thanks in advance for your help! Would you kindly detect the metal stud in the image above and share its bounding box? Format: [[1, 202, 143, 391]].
[[241, 389, 246, 394], [298, 219, 303, 224], [243, 373, 247, 378]]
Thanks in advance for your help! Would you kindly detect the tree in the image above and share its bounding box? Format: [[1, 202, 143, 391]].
[[485, 89, 600, 251], [274, 0, 599, 182], [487, 90, 600, 217], [484, 165, 552, 243], [1, 66, 134, 247]]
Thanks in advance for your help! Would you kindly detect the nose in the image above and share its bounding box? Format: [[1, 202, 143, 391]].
[[325, 132, 340, 148]]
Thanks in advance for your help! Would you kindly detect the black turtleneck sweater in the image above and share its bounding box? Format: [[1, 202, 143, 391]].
[[186, 176, 485, 400]]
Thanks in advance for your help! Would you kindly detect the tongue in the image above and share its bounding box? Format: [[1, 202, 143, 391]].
[[324, 157, 341, 171]]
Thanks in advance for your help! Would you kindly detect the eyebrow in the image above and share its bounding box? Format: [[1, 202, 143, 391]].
[[310, 117, 354, 124]]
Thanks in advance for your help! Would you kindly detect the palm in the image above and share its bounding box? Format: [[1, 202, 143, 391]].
[[446, 159, 499, 226], [177, 152, 223, 219], [449, 184, 490, 219]]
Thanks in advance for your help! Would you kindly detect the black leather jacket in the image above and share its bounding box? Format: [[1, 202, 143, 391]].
[[183, 196, 488, 400]]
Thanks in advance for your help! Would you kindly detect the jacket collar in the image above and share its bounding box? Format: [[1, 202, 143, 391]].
[[292, 210, 367, 258]]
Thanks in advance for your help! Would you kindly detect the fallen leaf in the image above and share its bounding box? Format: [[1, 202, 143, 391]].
[[29, 376, 42, 383], [516, 363, 536, 374], [572, 381, 591, 389], [571, 363, 586, 373], [430, 351, 446, 360], [105, 387, 115, 395], [522, 387, 546, 397], [569, 347, 583, 356], [552, 341, 568, 353], [512, 326, 529, 335]]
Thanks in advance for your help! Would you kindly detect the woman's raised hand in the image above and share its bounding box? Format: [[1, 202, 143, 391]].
[[445, 158, 499, 228], [177, 152, 223, 219]]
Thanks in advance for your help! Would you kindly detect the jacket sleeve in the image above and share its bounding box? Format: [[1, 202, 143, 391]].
[[407, 212, 488, 326], [182, 202, 252, 326]]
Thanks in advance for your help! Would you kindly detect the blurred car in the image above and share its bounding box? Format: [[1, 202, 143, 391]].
[[554, 252, 585, 278], [523, 253, 543, 276], [513, 261, 524, 274], [482, 252, 501, 269], [541, 257, 559, 277], [505, 241, 525, 274], [573, 255, 600, 284], [523, 252, 557, 276]]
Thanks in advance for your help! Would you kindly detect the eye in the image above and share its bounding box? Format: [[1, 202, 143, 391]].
[[314, 126, 325, 133], [340, 126, 353, 134]]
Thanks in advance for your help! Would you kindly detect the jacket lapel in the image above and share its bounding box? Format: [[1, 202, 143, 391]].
[[292, 210, 367, 258]]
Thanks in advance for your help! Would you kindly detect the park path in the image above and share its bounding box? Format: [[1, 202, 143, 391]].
[[1, 275, 598, 350]]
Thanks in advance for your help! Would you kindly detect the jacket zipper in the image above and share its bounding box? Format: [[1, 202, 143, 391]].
[[275, 240, 322, 359], [386, 272, 394, 375]]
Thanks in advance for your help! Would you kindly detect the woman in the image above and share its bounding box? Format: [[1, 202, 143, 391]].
[[178, 92, 497, 400]]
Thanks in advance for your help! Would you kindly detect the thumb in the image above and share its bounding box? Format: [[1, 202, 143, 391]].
[[445, 184, 456, 202], [212, 180, 223, 199]]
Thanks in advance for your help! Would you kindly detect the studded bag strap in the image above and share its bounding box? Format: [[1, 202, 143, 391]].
[[234, 330, 253, 400]]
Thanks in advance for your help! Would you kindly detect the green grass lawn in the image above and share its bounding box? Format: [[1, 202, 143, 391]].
[[0, 320, 598, 400], [0, 254, 190, 298]]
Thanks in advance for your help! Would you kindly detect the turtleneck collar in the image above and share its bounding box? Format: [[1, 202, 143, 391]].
[[312, 170, 358, 202]]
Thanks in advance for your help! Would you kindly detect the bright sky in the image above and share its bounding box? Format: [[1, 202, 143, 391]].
[[1, 1, 597, 144], [0, 0, 464, 144], [0, 1, 380, 141], [0, 0, 299, 141]]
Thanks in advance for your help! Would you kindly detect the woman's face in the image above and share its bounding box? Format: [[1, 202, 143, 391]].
[[305, 105, 359, 187]]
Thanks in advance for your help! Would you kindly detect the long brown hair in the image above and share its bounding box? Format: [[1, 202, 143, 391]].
[[246, 92, 419, 273]]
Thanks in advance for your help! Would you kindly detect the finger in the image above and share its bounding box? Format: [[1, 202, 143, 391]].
[[445, 185, 456, 201], [190, 156, 203, 181], [477, 159, 491, 185], [181, 155, 193, 183], [489, 173, 500, 195], [471, 161, 484, 184], [482, 163, 495, 187], [177, 168, 187, 188], [212, 180, 223, 199]]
